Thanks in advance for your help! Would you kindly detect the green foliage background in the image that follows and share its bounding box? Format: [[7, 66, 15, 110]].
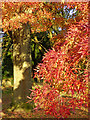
[[2, 31, 52, 82]]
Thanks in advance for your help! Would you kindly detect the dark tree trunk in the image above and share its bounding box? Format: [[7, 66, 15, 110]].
[[12, 22, 32, 106]]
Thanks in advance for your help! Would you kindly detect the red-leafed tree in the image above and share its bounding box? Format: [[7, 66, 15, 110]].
[[28, 2, 89, 118]]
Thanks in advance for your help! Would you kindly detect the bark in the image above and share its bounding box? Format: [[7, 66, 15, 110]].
[[12, 22, 32, 105]]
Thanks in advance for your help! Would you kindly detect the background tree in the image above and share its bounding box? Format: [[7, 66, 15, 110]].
[[2, 2, 52, 107], [2, 2, 77, 108], [2, 33, 13, 79]]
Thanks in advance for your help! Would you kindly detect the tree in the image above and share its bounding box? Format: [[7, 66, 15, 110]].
[[2, 2, 75, 108], [28, 2, 88, 118], [2, 33, 13, 79]]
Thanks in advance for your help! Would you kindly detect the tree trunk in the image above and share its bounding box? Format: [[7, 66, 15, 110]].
[[12, 22, 32, 105]]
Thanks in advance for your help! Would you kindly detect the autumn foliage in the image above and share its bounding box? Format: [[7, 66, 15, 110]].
[[2, 1, 88, 118], [28, 2, 89, 118], [2, 2, 66, 33]]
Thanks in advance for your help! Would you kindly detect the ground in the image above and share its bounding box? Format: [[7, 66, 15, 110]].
[[2, 81, 89, 119]]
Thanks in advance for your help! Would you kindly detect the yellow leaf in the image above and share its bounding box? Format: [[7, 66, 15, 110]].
[[39, 46, 42, 50], [49, 32, 52, 38], [34, 36, 39, 43]]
